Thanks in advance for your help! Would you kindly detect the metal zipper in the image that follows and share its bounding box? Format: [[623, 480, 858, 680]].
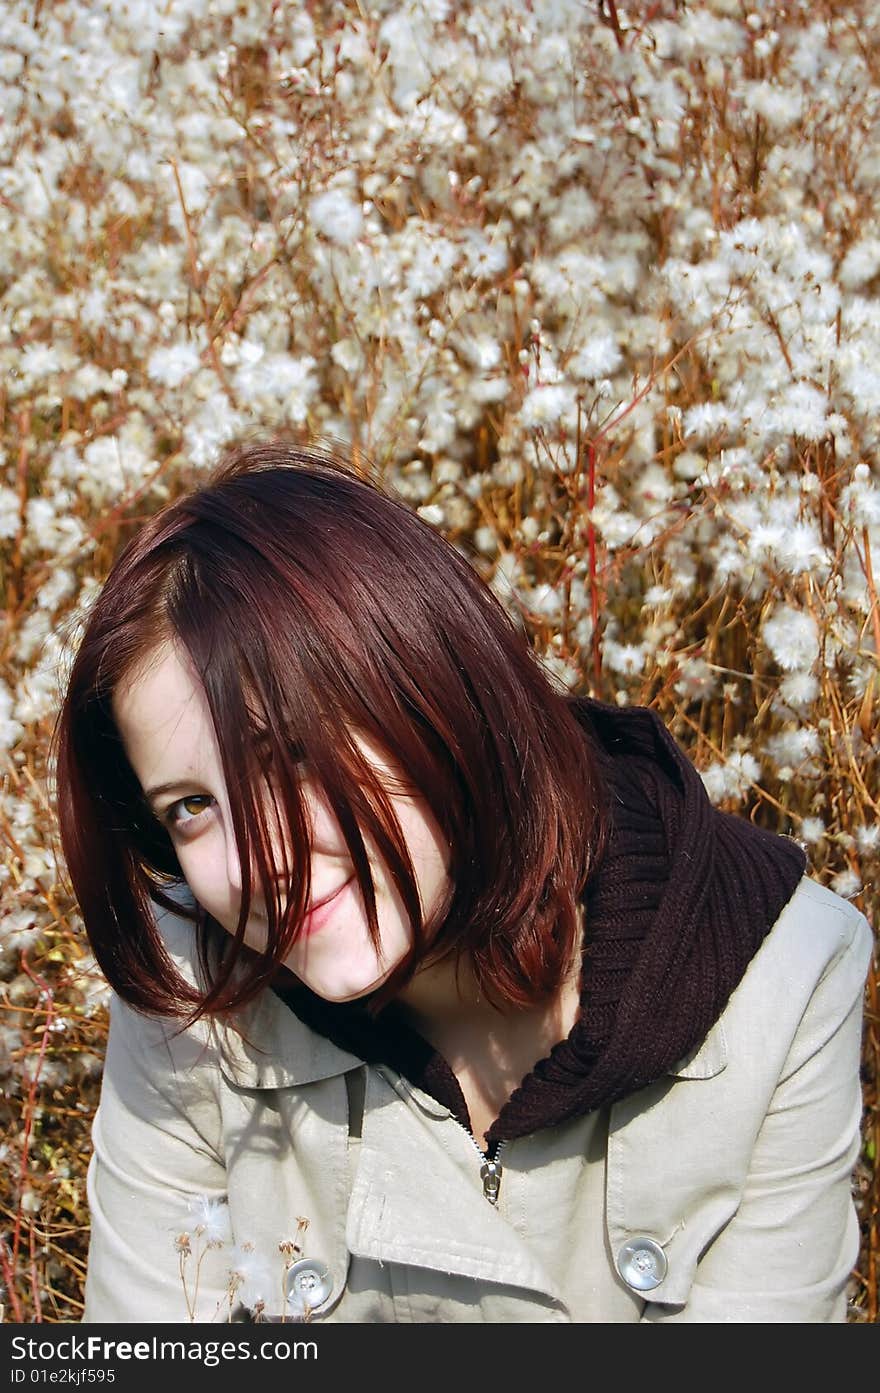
[[376, 1066, 508, 1204], [460, 1126, 508, 1205]]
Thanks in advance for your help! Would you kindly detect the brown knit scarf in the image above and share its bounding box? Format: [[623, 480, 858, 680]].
[[277, 699, 806, 1146]]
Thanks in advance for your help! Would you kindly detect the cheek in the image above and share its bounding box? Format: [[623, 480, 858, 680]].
[[174, 840, 227, 907], [394, 803, 451, 902], [303, 786, 346, 846]]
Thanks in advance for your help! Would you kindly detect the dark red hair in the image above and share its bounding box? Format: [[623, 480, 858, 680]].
[[53, 442, 607, 1020]]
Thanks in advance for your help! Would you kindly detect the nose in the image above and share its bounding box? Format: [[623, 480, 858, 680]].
[[224, 812, 295, 903]]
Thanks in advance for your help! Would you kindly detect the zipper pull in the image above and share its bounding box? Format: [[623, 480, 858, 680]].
[[480, 1155, 503, 1205]]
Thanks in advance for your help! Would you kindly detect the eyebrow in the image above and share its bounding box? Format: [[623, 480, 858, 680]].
[[142, 733, 299, 807], [143, 780, 199, 807]]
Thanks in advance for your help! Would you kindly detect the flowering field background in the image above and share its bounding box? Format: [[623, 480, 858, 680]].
[[0, 0, 877, 1322]]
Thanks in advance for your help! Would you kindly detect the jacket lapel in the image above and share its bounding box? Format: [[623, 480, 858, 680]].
[[346, 1066, 565, 1305], [214, 985, 363, 1088]]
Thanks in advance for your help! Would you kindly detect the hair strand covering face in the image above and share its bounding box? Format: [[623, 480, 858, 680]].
[[53, 441, 607, 1023]]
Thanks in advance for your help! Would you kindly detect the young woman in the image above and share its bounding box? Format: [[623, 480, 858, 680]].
[[55, 441, 872, 1323]]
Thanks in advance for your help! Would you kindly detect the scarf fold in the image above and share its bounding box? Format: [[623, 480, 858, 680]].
[[277, 699, 806, 1145]]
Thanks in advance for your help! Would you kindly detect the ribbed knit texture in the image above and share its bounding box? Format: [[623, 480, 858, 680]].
[[277, 699, 806, 1146]]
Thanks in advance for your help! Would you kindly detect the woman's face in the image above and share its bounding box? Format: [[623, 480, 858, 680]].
[[112, 641, 452, 1002]]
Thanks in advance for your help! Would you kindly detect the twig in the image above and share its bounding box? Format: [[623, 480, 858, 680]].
[[168, 159, 236, 405]]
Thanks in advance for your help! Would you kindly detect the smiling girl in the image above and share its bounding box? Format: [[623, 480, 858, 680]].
[[55, 442, 871, 1322]]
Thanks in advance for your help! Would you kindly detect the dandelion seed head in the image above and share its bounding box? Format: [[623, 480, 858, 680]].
[[674, 656, 719, 701], [568, 334, 622, 381], [763, 604, 819, 671], [839, 237, 880, 290], [228, 1245, 276, 1314], [830, 869, 862, 899], [778, 672, 819, 710], [309, 187, 364, 246], [604, 640, 646, 676], [800, 817, 826, 845], [146, 342, 201, 389], [700, 752, 760, 805], [185, 1195, 231, 1246], [763, 726, 820, 768]]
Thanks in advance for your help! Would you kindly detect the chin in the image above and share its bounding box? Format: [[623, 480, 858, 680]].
[[297, 959, 401, 1005]]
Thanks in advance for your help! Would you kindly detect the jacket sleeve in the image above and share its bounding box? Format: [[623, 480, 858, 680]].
[[642, 897, 873, 1323], [82, 987, 237, 1323]]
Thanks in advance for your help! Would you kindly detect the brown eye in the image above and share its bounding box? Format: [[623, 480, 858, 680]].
[[165, 795, 216, 830]]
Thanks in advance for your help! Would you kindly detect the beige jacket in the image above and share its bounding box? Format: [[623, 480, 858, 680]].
[[82, 876, 872, 1324]]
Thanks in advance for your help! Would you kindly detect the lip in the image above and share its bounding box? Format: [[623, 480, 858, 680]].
[[300, 876, 354, 938]]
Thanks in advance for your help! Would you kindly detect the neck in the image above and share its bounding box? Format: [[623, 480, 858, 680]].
[[391, 905, 585, 1055]]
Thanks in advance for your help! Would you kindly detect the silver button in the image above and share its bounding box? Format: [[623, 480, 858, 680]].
[[616, 1237, 668, 1291], [286, 1258, 333, 1313]]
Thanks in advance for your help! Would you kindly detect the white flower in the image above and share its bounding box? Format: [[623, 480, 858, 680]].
[[163, 160, 211, 216], [778, 672, 819, 709], [19, 342, 64, 384], [591, 501, 641, 549], [228, 1245, 276, 1315], [672, 451, 705, 482], [855, 825, 880, 854], [402, 231, 458, 297], [460, 228, 508, 279], [233, 354, 317, 424], [763, 726, 820, 767], [14, 667, 59, 725], [800, 817, 826, 845], [538, 652, 581, 692], [762, 605, 819, 672], [744, 522, 784, 565], [674, 656, 718, 701], [309, 188, 364, 246], [474, 525, 498, 556], [568, 334, 622, 381], [644, 585, 674, 607], [0, 680, 24, 751], [416, 503, 444, 527], [605, 640, 646, 675], [700, 752, 760, 804], [830, 869, 862, 899], [840, 469, 880, 529], [0, 486, 20, 541], [773, 523, 829, 575], [405, 96, 467, 149], [471, 376, 510, 405], [683, 401, 736, 440], [519, 383, 576, 430], [146, 342, 201, 389], [330, 338, 364, 374], [741, 80, 803, 132], [839, 237, 880, 290], [183, 392, 247, 469], [459, 335, 502, 371], [185, 1195, 231, 1246], [766, 381, 829, 443]]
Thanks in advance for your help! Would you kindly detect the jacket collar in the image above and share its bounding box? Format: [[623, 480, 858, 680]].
[[213, 983, 363, 1089], [666, 1016, 727, 1079]]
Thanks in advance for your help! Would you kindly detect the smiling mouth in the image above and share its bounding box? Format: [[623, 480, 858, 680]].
[[252, 876, 353, 921], [300, 875, 354, 937], [308, 879, 351, 913]]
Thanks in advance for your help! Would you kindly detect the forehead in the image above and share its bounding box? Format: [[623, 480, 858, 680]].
[[112, 639, 414, 798], [113, 642, 219, 777]]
